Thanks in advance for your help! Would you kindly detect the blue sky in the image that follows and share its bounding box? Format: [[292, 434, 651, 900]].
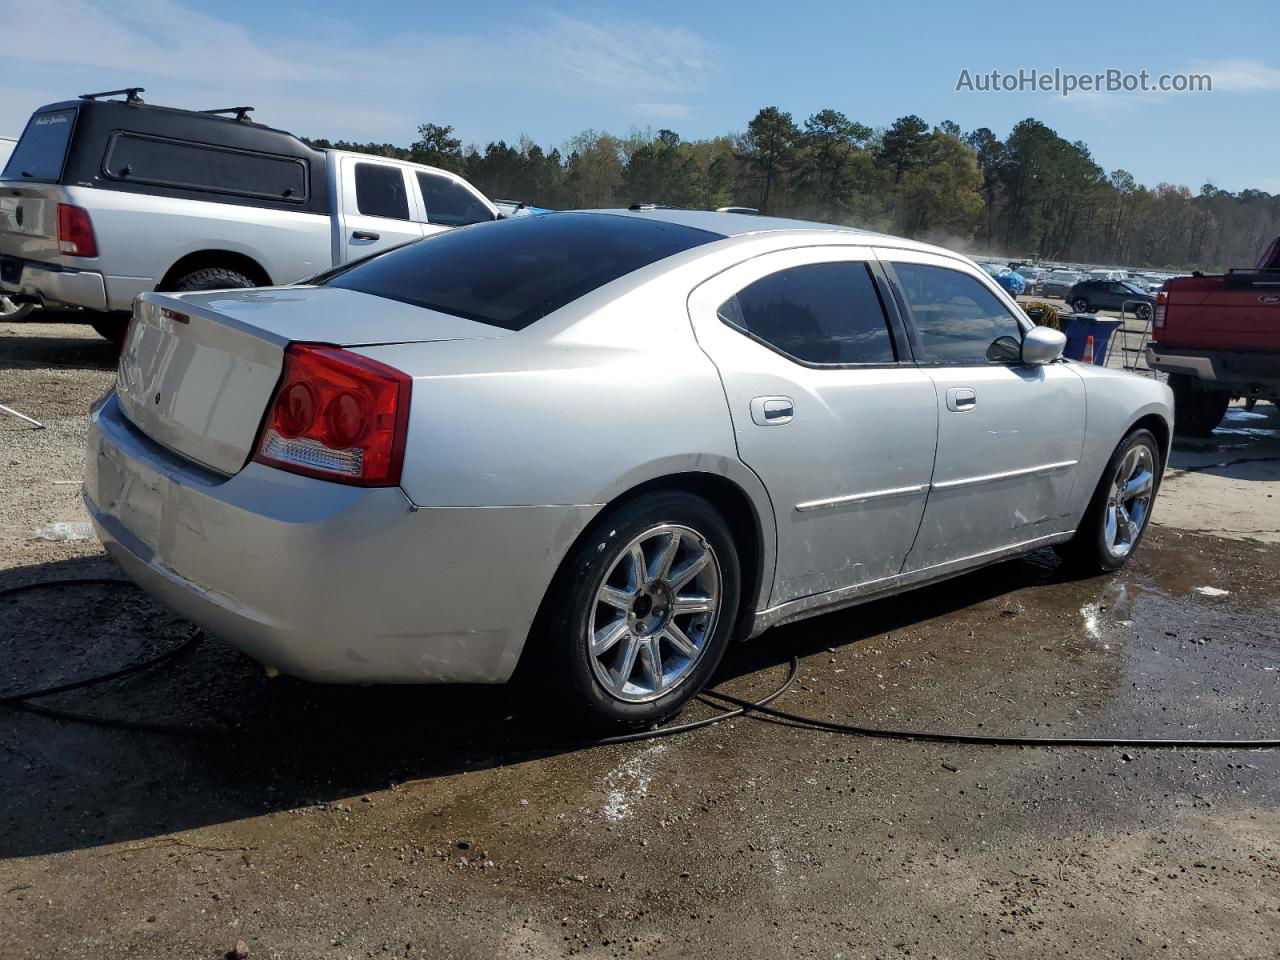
[[2, 0, 1278, 192]]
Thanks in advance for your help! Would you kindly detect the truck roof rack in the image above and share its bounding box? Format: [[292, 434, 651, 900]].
[[201, 106, 256, 122], [80, 87, 145, 104], [716, 206, 759, 215]]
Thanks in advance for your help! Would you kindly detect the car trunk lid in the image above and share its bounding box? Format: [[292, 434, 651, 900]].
[[117, 286, 513, 475]]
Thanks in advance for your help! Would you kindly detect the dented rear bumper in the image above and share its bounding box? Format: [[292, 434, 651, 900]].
[[84, 391, 599, 684]]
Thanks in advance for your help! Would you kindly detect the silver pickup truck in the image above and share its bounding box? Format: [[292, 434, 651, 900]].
[[0, 90, 498, 341]]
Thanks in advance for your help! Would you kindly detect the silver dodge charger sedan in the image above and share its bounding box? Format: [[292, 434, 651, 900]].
[[84, 210, 1173, 725]]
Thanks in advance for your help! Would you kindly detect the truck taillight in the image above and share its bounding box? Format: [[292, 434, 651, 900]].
[[254, 344, 412, 487], [56, 203, 97, 257], [1153, 290, 1166, 329]]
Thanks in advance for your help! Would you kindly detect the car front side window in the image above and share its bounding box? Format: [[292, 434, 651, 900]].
[[891, 262, 1024, 365], [416, 172, 494, 227]]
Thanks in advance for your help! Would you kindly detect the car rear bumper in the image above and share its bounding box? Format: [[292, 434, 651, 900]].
[[1146, 345, 1280, 394], [0, 255, 109, 311], [84, 391, 600, 684]]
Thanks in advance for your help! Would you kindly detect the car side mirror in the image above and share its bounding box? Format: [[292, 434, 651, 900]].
[[1022, 325, 1067, 365]]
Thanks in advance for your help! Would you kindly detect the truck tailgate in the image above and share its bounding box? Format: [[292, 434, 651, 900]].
[[0, 182, 63, 262], [1162, 274, 1280, 351]]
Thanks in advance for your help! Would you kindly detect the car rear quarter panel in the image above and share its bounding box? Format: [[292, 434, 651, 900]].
[[354, 285, 758, 511], [353, 269, 779, 612]]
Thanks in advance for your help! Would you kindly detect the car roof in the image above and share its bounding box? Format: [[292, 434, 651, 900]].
[[576, 208, 948, 254]]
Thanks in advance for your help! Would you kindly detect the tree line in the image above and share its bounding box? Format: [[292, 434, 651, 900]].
[[307, 108, 1279, 271]]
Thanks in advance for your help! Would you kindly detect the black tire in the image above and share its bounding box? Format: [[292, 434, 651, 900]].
[[168, 267, 256, 293], [541, 491, 741, 728], [89, 313, 130, 346], [0, 296, 34, 322], [1168, 373, 1230, 436], [1071, 297, 1090, 313], [1056, 428, 1162, 574], [1135, 302, 1153, 322]]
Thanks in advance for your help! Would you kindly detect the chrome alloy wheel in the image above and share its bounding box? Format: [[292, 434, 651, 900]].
[[587, 524, 723, 704], [1105, 442, 1156, 557]]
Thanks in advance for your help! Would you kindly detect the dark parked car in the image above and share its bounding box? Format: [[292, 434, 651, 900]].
[[1067, 280, 1154, 321]]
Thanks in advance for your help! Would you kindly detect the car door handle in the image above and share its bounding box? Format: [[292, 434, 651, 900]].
[[351, 230, 380, 241], [946, 387, 977, 412], [750, 396, 794, 425]]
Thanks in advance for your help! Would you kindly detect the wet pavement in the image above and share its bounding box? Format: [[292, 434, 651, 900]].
[[2, 320, 1278, 959]]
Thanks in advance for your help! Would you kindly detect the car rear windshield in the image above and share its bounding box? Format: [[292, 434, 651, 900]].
[[322, 212, 721, 330], [2, 108, 77, 181]]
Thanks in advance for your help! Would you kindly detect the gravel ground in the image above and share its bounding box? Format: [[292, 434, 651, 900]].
[[2, 316, 1278, 960]]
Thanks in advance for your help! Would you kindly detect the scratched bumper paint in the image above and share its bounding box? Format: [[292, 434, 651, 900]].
[[84, 391, 601, 684]]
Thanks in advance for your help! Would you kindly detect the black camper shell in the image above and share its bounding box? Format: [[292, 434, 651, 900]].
[[2, 93, 330, 215]]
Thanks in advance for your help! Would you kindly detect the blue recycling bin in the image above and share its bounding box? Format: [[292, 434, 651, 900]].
[[1063, 315, 1123, 365]]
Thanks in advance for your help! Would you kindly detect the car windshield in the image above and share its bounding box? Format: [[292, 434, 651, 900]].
[[322, 212, 721, 330]]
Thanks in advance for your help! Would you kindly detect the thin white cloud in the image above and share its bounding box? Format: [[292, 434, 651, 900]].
[[628, 103, 695, 121], [513, 14, 716, 97], [1193, 59, 1280, 92], [0, 0, 712, 142], [1046, 88, 1163, 112]]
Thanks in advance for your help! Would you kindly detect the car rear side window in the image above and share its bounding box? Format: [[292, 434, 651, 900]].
[[322, 212, 719, 331], [416, 172, 494, 227], [355, 163, 410, 220], [892, 262, 1024, 364], [3, 109, 77, 182], [718, 262, 897, 365], [102, 132, 308, 201]]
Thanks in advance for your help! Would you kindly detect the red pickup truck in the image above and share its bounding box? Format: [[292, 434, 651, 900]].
[[1147, 236, 1280, 435]]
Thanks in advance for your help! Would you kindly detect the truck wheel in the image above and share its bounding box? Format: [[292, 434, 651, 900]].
[[0, 294, 34, 322], [1071, 297, 1091, 313], [1168, 373, 1230, 436], [169, 267, 256, 293], [89, 314, 130, 346]]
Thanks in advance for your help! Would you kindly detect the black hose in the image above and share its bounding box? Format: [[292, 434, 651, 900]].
[[4, 577, 1278, 749], [701, 688, 1280, 749], [588, 656, 800, 746], [0, 579, 203, 704], [0, 578, 219, 737]]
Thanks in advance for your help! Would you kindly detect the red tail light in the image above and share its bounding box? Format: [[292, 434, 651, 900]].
[[1153, 290, 1167, 329], [253, 344, 412, 487], [56, 203, 97, 257]]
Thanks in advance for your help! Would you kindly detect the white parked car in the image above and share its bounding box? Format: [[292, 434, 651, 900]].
[[84, 209, 1174, 726], [0, 89, 498, 341]]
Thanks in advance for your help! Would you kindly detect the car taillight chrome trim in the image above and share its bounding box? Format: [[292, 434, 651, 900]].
[[259, 431, 365, 478]]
